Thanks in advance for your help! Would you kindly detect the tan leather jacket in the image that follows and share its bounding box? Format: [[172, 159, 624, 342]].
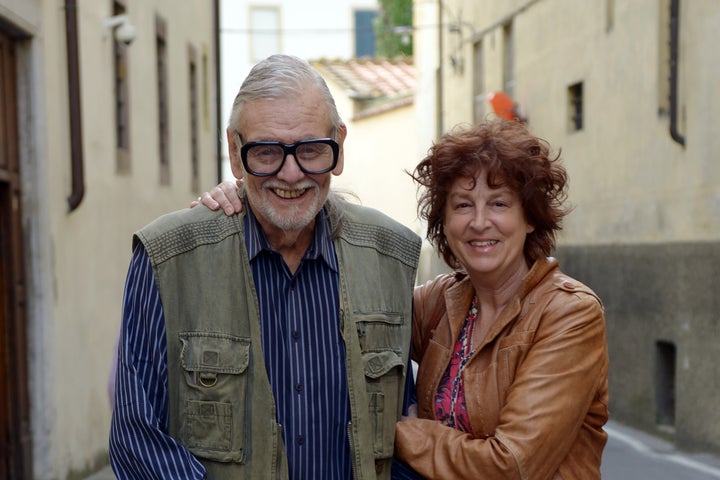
[[396, 257, 609, 479]]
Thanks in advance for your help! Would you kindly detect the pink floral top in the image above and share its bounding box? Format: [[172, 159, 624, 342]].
[[433, 296, 478, 434]]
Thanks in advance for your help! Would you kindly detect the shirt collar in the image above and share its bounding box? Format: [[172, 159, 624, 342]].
[[244, 203, 338, 272]]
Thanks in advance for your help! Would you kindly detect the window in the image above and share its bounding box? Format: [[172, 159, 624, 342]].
[[502, 22, 514, 100], [354, 9, 378, 58], [473, 40, 484, 124], [250, 6, 280, 62], [568, 82, 584, 131], [202, 50, 210, 130], [156, 16, 169, 185], [189, 46, 199, 193], [655, 340, 676, 429], [113, 0, 130, 173], [605, 0, 615, 32]]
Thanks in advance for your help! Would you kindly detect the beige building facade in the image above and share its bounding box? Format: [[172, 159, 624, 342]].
[[0, 1, 219, 478], [312, 58, 422, 234], [310, 57, 451, 282], [414, 0, 720, 454]]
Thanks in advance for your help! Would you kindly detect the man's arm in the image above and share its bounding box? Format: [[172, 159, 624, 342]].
[[109, 245, 206, 479]]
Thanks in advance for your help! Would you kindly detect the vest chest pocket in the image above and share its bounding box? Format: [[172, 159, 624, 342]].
[[178, 333, 250, 463], [356, 313, 405, 352]]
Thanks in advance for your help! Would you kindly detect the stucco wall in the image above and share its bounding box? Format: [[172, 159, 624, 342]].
[[416, 0, 720, 454], [2, 0, 218, 477], [436, 0, 720, 244], [219, 0, 379, 180], [558, 242, 720, 453], [326, 80, 423, 236]]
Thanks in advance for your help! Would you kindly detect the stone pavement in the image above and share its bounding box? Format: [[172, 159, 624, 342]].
[[84, 465, 114, 480]]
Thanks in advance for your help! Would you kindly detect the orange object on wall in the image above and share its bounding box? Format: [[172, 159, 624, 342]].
[[487, 91, 518, 120]]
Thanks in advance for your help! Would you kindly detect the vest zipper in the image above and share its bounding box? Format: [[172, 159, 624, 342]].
[[348, 421, 359, 479]]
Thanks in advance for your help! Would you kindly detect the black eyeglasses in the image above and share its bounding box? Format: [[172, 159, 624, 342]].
[[240, 138, 339, 177]]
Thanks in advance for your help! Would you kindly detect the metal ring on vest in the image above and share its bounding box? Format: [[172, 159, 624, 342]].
[[199, 372, 218, 388]]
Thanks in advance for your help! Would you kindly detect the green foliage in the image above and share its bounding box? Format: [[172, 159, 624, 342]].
[[375, 0, 413, 58]]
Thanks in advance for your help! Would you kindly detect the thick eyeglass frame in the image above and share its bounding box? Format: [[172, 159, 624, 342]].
[[239, 137, 339, 177]]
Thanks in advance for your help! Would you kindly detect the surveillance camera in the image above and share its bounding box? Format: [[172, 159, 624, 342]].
[[114, 21, 136, 45], [103, 14, 137, 46]]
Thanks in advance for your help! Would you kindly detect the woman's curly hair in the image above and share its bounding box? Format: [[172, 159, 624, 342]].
[[411, 119, 571, 269]]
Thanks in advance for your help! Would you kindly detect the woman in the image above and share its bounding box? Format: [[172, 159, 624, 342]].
[[196, 118, 609, 479], [395, 119, 608, 479]]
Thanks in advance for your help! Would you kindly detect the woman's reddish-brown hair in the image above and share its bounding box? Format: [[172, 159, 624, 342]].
[[411, 119, 571, 269]]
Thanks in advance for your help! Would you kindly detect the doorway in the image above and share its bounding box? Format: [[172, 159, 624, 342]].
[[0, 28, 32, 479]]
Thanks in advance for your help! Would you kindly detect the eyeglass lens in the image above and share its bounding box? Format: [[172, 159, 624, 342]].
[[246, 141, 335, 174]]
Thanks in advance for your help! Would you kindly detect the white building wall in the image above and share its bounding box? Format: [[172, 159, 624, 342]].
[[416, 0, 720, 246], [219, 1, 432, 272], [329, 91, 421, 234], [219, 0, 379, 179], [412, 0, 440, 159], [408, 1, 720, 454], [1, 1, 218, 477]]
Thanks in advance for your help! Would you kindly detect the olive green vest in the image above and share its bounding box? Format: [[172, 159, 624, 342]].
[[134, 197, 421, 479]]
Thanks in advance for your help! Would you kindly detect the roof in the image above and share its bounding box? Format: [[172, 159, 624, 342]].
[[310, 57, 416, 119]]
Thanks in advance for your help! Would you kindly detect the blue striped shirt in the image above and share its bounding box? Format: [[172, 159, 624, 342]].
[[109, 206, 420, 479], [246, 206, 351, 478]]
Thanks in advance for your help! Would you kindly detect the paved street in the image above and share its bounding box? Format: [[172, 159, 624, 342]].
[[603, 421, 720, 479], [87, 420, 720, 479]]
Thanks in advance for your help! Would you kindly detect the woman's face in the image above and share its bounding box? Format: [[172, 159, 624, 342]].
[[443, 170, 535, 285]]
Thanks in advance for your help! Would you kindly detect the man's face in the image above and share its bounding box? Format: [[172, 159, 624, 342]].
[[227, 87, 346, 236]]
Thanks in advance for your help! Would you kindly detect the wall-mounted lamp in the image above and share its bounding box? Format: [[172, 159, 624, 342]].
[[103, 14, 137, 46], [449, 55, 464, 75], [446, 21, 476, 75]]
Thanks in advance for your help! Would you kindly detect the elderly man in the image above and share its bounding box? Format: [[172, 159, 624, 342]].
[[109, 54, 421, 479]]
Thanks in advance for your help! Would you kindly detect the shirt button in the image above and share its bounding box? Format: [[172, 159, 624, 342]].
[[296, 435, 304, 445], [292, 330, 300, 340], [295, 383, 303, 393]]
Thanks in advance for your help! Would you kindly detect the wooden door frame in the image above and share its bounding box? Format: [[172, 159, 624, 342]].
[[0, 27, 32, 480]]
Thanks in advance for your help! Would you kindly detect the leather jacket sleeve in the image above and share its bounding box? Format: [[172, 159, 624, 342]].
[[396, 273, 608, 480]]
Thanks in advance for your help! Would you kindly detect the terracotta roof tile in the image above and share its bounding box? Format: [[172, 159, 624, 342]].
[[311, 57, 416, 118]]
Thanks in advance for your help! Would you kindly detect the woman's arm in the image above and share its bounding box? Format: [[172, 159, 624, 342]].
[[190, 179, 244, 215]]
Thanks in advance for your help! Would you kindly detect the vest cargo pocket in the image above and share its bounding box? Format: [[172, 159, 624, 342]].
[[179, 333, 250, 463], [363, 350, 405, 459], [356, 313, 404, 352]]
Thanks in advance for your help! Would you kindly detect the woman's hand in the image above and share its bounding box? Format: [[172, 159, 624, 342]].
[[400, 404, 418, 422], [190, 179, 244, 216]]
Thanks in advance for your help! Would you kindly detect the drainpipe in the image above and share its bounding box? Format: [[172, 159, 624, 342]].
[[669, 0, 685, 146], [65, 0, 85, 211]]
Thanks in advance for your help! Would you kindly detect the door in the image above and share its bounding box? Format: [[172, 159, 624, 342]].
[[0, 28, 32, 479]]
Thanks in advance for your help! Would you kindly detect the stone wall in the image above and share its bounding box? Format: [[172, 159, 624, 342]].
[[557, 241, 720, 453]]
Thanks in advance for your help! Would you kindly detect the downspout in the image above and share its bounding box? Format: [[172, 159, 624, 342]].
[[669, 0, 685, 146], [65, 0, 85, 210], [214, 0, 223, 182]]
